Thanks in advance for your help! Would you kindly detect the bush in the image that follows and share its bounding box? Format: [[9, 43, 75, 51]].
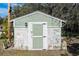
[[3, 39, 9, 49], [67, 43, 79, 56], [0, 32, 7, 39]]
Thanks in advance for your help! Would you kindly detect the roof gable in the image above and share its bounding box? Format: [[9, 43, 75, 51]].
[[11, 11, 65, 23]]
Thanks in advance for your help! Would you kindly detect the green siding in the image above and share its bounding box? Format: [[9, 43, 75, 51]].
[[33, 37, 43, 49], [14, 13, 61, 27], [33, 24, 43, 36]]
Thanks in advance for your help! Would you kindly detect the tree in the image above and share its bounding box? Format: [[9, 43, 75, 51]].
[[0, 17, 3, 25]]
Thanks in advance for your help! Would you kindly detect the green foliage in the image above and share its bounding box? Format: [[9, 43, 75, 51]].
[[0, 17, 3, 25], [0, 32, 7, 39], [2, 17, 8, 37], [3, 39, 8, 49]]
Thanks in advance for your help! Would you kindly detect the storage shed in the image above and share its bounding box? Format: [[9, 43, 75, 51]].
[[11, 11, 65, 50]]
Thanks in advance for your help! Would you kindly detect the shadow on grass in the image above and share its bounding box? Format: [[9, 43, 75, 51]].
[[67, 43, 79, 56]]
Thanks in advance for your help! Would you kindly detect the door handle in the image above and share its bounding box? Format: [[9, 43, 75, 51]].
[[43, 36, 46, 38]]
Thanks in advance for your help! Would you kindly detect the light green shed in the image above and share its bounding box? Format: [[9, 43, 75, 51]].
[[11, 11, 65, 50]]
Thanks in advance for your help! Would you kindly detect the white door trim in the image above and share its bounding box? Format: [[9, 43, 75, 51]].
[[28, 22, 48, 50]]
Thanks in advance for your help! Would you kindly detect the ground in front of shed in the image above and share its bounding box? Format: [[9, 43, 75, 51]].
[[0, 49, 70, 56], [0, 39, 70, 56]]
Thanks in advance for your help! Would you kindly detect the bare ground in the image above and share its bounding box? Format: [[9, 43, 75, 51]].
[[0, 40, 70, 56], [0, 49, 68, 56]]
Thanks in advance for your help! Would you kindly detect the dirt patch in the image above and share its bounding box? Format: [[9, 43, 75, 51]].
[[0, 40, 4, 49], [0, 50, 67, 56]]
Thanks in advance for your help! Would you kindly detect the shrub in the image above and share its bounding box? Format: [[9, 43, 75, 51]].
[[0, 32, 7, 39], [3, 39, 8, 49]]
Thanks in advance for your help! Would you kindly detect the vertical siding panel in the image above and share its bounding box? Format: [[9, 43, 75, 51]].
[[14, 28, 28, 50], [48, 27, 61, 50]]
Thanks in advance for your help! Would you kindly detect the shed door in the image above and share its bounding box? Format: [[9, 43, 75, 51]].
[[28, 22, 48, 50]]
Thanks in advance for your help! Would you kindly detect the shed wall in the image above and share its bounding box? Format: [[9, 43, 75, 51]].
[[48, 27, 61, 50], [14, 28, 28, 50], [14, 27, 61, 50]]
